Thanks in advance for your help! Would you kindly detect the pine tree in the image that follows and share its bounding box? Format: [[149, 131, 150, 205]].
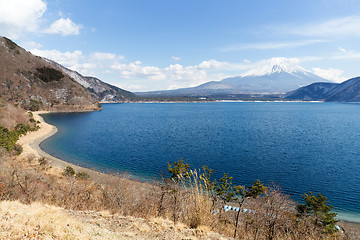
[[296, 192, 338, 234]]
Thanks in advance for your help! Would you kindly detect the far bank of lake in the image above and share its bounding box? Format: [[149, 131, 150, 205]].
[[40, 102, 360, 222]]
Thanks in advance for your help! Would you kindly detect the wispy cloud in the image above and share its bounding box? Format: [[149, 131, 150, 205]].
[[332, 47, 360, 60], [220, 39, 326, 52], [171, 56, 181, 61], [90, 52, 124, 61], [285, 15, 360, 37]]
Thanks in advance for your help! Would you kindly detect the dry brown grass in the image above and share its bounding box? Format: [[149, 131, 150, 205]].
[[0, 103, 29, 129], [0, 153, 352, 239], [0, 200, 123, 239], [0, 199, 230, 239]]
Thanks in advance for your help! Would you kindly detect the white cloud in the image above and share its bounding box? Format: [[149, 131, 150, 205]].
[[109, 59, 249, 91], [172, 56, 181, 61], [30, 48, 83, 67], [338, 47, 346, 53], [0, 0, 84, 37], [288, 15, 360, 37], [111, 61, 166, 80], [221, 39, 325, 51], [332, 49, 360, 60], [44, 18, 82, 36], [90, 52, 124, 61], [312, 67, 346, 83], [197, 59, 230, 69], [0, 0, 46, 38], [22, 41, 42, 49], [27, 49, 330, 92], [71, 63, 100, 76]]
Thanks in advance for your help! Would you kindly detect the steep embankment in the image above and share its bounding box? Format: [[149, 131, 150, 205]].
[[0, 36, 99, 112]]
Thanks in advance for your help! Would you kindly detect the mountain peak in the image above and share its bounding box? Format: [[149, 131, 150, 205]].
[[241, 57, 306, 77]]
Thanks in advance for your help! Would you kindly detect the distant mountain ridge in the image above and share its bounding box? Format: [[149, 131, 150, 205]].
[[138, 58, 329, 97], [45, 59, 137, 102], [284, 77, 360, 102]]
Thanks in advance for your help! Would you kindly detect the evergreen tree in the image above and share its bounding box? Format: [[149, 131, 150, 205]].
[[296, 192, 338, 234], [167, 158, 191, 182]]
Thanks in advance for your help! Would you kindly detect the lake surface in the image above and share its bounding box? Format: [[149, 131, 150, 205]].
[[41, 102, 360, 222]]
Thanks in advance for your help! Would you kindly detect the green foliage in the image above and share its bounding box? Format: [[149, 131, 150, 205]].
[[215, 173, 235, 202], [232, 179, 267, 201], [199, 165, 215, 191], [246, 179, 267, 198], [23, 100, 42, 111], [63, 166, 75, 177], [13, 144, 23, 155], [76, 172, 90, 180], [0, 126, 18, 151], [167, 158, 191, 182], [15, 123, 31, 135], [35, 67, 64, 83], [29, 100, 41, 111], [0, 123, 35, 152], [296, 192, 338, 234]]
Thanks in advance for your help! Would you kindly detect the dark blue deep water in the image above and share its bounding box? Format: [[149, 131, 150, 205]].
[[41, 102, 360, 222]]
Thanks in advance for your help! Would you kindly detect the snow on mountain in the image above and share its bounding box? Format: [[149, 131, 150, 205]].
[[241, 57, 307, 77], [60, 67, 91, 89], [44, 59, 137, 102], [138, 57, 330, 96]]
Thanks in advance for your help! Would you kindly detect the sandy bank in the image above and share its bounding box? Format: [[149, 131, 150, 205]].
[[17, 111, 57, 162], [17, 111, 110, 182]]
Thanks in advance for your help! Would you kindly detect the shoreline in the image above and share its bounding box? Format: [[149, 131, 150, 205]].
[[17, 109, 360, 227], [17, 111, 113, 183]]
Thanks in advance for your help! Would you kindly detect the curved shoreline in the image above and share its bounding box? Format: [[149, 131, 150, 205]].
[[17, 111, 111, 182], [17, 110, 360, 227]]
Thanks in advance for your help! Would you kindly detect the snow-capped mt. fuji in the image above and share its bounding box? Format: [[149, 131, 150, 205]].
[[241, 57, 307, 77], [138, 58, 330, 97]]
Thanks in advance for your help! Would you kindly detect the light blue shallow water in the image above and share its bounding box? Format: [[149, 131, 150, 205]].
[[40, 102, 360, 222]]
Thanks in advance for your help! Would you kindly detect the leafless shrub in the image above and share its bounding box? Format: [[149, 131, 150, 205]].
[[0, 156, 346, 239]]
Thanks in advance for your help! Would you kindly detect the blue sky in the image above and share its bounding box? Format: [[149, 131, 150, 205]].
[[1, 0, 360, 91]]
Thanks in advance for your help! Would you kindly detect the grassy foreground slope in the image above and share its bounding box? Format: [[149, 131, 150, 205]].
[[0, 201, 228, 240]]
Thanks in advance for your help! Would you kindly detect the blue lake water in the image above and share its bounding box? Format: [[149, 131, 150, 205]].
[[40, 102, 360, 222]]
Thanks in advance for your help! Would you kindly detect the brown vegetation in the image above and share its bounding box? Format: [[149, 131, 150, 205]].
[[0, 150, 354, 239], [0, 103, 29, 129], [0, 36, 99, 112]]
